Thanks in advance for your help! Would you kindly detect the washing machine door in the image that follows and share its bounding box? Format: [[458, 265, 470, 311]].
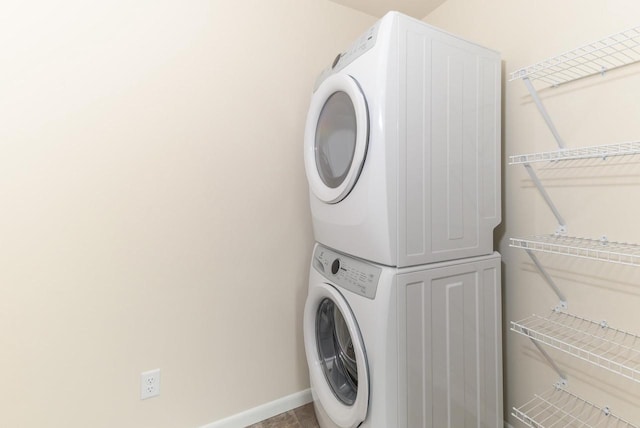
[[304, 282, 369, 428], [304, 74, 369, 204]]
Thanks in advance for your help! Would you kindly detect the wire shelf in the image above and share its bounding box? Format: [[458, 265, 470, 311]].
[[511, 311, 640, 383], [513, 386, 637, 428], [509, 141, 640, 164], [509, 26, 640, 86], [510, 235, 640, 267]]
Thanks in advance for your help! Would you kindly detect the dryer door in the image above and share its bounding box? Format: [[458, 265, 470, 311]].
[[304, 74, 369, 204], [304, 282, 369, 428]]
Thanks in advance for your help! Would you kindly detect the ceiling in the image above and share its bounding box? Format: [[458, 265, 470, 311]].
[[329, 0, 446, 19]]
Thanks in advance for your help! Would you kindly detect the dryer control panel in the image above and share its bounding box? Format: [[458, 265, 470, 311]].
[[313, 20, 381, 92], [332, 23, 379, 73], [312, 245, 381, 300]]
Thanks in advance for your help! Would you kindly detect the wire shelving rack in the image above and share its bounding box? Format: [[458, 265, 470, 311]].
[[513, 387, 637, 428], [508, 24, 640, 428], [509, 26, 640, 87], [511, 311, 640, 383], [510, 235, 640, 267], [509, 141, 640, 165]]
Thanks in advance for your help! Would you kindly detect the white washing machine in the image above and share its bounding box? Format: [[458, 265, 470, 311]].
[[303, 243, 503, 428], [304, 11, 501, 267]]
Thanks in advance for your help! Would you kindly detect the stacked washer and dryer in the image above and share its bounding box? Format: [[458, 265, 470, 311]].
[[302, 12, 502, 428]]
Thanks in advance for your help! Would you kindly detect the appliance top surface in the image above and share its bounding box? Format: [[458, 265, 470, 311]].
[[313, 244, 501, 273]]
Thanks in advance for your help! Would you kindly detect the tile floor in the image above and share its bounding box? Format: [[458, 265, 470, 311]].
[[246, 402, 319, 428]]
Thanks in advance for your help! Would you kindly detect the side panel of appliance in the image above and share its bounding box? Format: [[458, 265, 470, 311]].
[[396, 254, 503, 427], [397, 17, 501, 266]]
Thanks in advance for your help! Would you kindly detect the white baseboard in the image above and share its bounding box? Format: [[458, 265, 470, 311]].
[[200, 389, 312, 428]]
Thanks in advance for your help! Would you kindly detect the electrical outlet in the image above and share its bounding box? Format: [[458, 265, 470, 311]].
[[140, 369, 161, 400]]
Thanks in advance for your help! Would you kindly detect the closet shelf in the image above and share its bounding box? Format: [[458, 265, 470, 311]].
[[509, 26, 640, 87], [513, 386, 637, 428], [511, 311, 640, 383], [510, 235, 640, 267], [509, 141, 640, 164]]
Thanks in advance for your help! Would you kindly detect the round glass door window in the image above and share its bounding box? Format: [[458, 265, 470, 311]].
[[304, 74, 368, 204], [315, 297, 360, 405], [315, 91, 357, 189]]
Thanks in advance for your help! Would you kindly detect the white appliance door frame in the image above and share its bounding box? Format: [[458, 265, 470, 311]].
[[304, 282, 369, 428], [304, 74, 369, 204]]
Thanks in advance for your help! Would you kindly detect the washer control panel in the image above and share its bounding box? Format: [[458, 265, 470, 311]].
[[312, 245, 381, 300]]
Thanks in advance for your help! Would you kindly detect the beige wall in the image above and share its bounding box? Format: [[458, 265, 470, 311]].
[[426, 0, 640, 424], [0, 1, 375, 426]]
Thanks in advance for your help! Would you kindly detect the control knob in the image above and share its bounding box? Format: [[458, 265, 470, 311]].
[[331, 259, 340, 275]]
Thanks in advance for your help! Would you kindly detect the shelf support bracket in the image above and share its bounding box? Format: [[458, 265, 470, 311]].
[[523, 77, 566, 150], [524, 163, 567, 235], [524, 328, 568, 385], [525, 249, 568, 310]]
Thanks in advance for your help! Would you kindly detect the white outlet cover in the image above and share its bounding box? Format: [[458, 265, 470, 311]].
[[140, 369, 161, 400]]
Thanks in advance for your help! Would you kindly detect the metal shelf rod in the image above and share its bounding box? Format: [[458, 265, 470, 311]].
[[523, 77, 566, 149], [523, 164, 567, 233], [525, 249, 567, 309], [526, 332, 568, 383]]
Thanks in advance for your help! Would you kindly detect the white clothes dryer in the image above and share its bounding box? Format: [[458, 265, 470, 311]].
[[303, 243, 503, 428], [304, 12, 501, 267]]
